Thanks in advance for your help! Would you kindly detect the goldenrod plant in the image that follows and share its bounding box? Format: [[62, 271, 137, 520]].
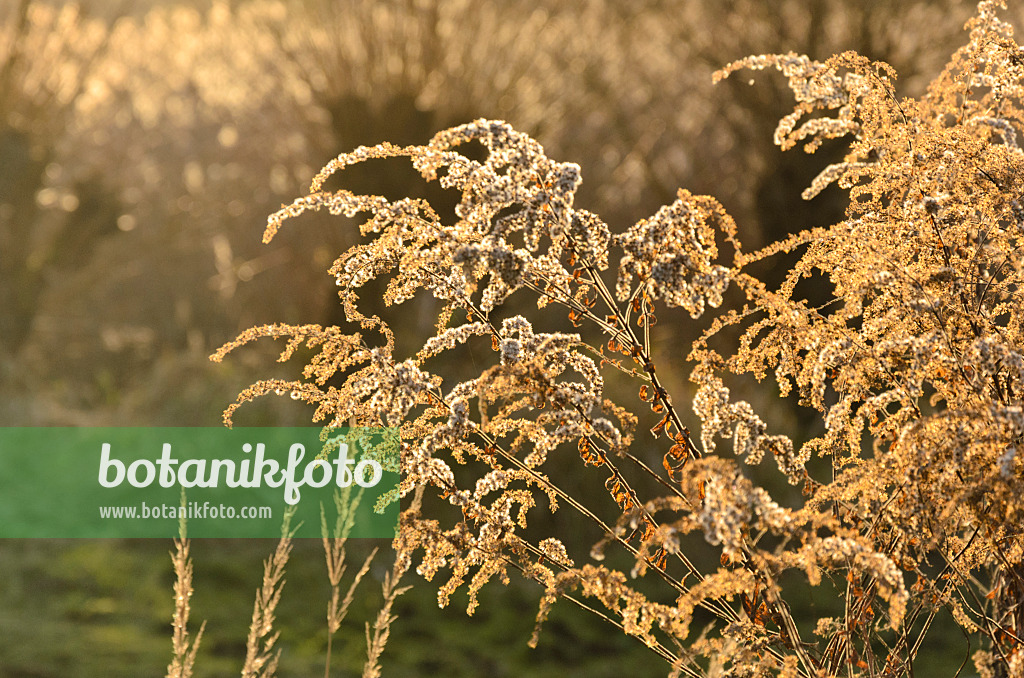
[[213, 2, 1023, 675]]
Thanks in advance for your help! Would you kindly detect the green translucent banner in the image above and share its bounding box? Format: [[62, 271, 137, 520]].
[[0, 427, 399, 538]]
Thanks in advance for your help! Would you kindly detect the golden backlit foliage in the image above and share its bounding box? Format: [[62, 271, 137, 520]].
[[4, 0, 1021, 425], [217, 2, 1024, 676]]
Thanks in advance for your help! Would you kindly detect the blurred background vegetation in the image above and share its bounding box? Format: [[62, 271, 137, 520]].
[[1, 0, 1016, 675]]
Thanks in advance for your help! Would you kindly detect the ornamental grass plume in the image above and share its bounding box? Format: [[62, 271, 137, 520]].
[[213, 1, 1024, 675]]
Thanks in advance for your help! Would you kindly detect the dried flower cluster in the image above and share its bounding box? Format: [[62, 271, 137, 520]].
[[216, 2, 1024, 675]]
